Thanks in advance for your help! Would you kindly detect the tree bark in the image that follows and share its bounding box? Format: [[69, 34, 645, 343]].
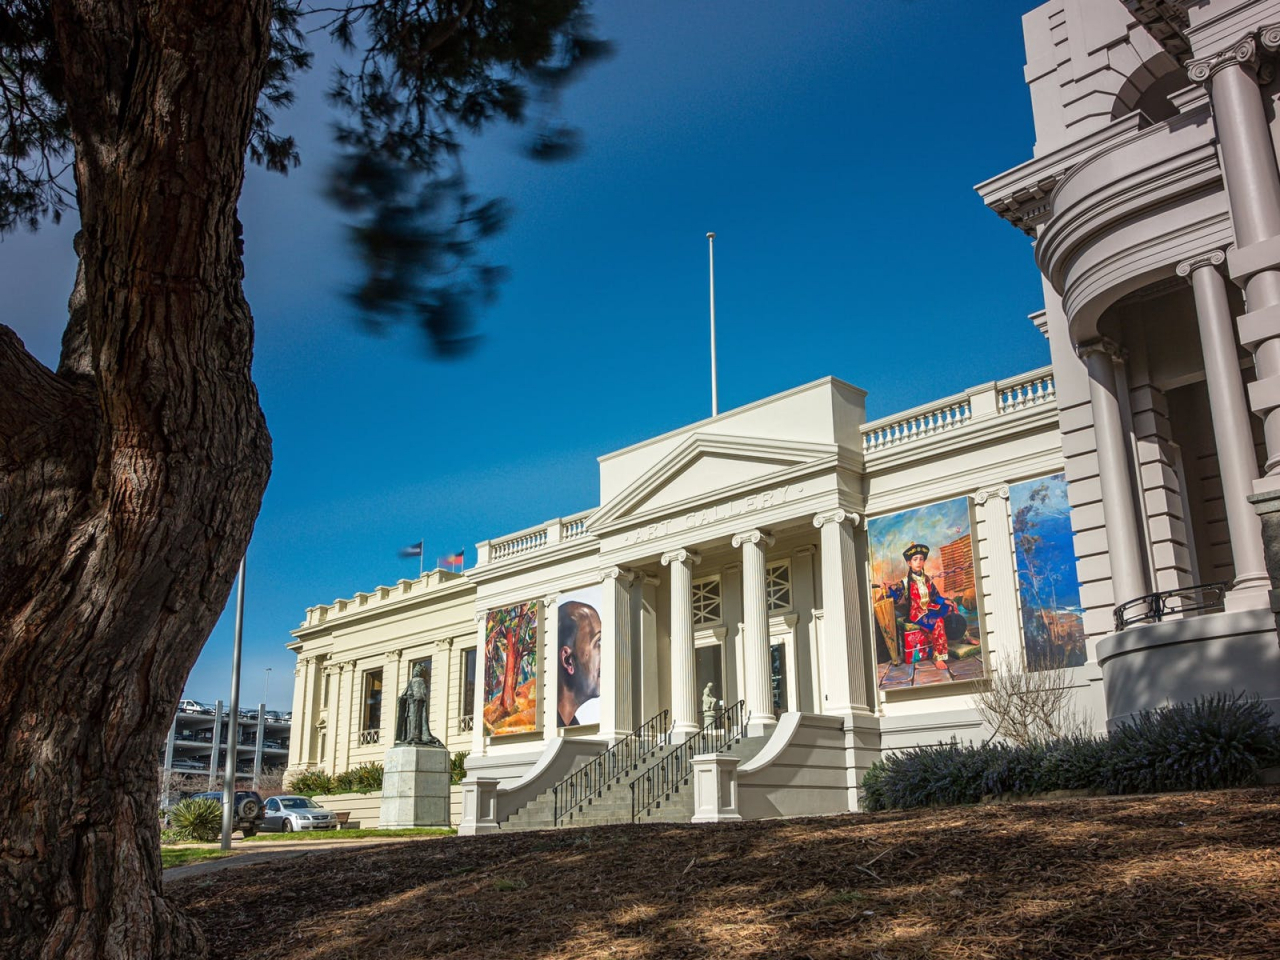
[[0, 2, 272, 958]]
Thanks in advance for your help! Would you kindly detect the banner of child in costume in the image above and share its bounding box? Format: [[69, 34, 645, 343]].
[[868, 496, 985, 690]]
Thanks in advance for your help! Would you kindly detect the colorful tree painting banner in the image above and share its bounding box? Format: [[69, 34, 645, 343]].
[[1009, 474, 1087, 670], [483, 602, 540, 736], [867, 496, 985, 690]]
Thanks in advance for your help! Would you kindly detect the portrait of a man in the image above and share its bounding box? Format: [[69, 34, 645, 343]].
[[557, 599, 601, 727]]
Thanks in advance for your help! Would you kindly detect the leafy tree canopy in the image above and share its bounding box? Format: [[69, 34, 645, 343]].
[[0, 0, 610, 354]]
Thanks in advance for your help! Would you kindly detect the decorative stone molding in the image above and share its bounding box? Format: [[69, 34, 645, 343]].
[[1176, 249, 1227, 278], [542, 594, 557, 608], [385, 649, 402, 662], [661, 548, 702, 567], [639, 572, 661, 587], [600, 566, 636, 584], [1188, 34, 1259, 84], [474, 610, 486, 624], [731, 529, 776, 549], [1259, 23, 1280, 55], [1075, 337, 1126, 362], [792, 544, 817, 558], [812, 508, 862, 529], [973, 484, 1011, 505]]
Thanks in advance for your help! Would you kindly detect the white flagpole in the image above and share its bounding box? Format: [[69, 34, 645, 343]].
[[707, 232, 718, 417], [419, 538, 424, 578]]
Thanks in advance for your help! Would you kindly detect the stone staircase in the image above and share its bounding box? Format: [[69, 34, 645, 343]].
[[499, 732, 771, 832]]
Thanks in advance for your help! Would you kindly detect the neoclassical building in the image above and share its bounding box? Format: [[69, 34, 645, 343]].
[[287, 0, 1280, 831], [978, 0, 1280, 728]]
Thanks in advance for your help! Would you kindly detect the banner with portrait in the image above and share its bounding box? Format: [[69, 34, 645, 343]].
[[482, 602, 539, 736], [867, 496, 984, 690], [554, 585, 603, 728], [1009, 474, 1087, 670]]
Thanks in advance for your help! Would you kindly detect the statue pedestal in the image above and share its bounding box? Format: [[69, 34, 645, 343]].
[[380, 744, 450, 829]]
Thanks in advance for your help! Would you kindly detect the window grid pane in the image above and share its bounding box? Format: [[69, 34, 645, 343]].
[[692, 577, 722, 626], [766, 561, 792, 612]]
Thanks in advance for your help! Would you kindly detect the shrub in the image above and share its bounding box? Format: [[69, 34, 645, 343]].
[[332, 762, 383, 794], [169, 798, 223, 842], [859, 693, 1280, 811], [287, 769, 335, 797], [450, 751, 470, 786], [1105, 693, 1280, 794]]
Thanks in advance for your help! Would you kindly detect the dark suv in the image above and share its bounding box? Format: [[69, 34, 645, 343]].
[[189, 790, 267, 838]]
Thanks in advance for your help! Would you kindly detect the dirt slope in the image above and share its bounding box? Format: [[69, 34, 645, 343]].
[[170, 788, 1280, 960]]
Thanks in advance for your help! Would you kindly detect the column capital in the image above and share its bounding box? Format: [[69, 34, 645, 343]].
[[812, 508, 861, 529], [474, 609, 487, 624], [385, 649, 403, 661], [1188, 33, 1260, 84], [542, 593, 558, 607], [1176, 249, 1227, 278], [600, 565, 636, 584], [1076, 337, 1125, 362], [639, 572, 662, 587], [661, 548, 701, 567], [792, 544, 818, 558], [973, 484, 1010, 505], [731, 528, 775, 549]]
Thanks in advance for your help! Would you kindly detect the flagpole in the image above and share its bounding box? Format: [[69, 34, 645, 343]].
[[707, 231, 718, 417], [420, 537, 424, 578]]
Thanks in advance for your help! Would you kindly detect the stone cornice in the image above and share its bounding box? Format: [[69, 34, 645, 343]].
[[1176, 249, 1227, 277], [1123, 1, 1191, 60], [813, 508, 862, 529], [660, 548, 702, 567], [730, 529, 775, 549]]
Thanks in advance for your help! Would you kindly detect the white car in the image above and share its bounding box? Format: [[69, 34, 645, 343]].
[[261, 795, 339, 832]]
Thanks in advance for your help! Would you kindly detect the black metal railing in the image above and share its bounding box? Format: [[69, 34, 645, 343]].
[[1114, 581, 1229, 630], [630, 700, 747, 823], [552, 708, 670, 826]]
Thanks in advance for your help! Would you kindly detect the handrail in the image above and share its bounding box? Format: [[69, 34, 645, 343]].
[[629, 700, 748, 823], [1114, 580, 1229, 631], [552, 708, 670, 825]]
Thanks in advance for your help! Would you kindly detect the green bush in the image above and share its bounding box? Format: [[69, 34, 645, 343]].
[[287, 769, 335, 796], [332, 762, 383, 794], [860, 694, 1279, 811], [1105, 692, 1280, 794], [450, 751, 470, 785], [169, 798, 223, 842]]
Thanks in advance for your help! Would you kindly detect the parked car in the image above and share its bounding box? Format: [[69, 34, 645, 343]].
[[261, 795, 339, 833], [188, 790, 267, 837], [177, 699, 214, 715]]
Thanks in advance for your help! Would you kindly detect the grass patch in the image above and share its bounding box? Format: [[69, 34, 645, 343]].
[[161, 847, 236, 869], [240, 827, 455, 843]]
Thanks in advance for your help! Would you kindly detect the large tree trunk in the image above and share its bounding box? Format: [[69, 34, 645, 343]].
[[0, 2, 272, 958]]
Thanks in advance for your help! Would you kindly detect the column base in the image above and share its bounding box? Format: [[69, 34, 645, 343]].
[[1226, 577, 1273, 612], [746, 715, 777, 738], [670, 722, 700, 743]]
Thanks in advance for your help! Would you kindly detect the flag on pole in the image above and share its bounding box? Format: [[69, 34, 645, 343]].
[[399, 541, 424, 559], [438, 549, 464, 572]]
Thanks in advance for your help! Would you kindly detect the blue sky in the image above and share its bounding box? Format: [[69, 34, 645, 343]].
[[2, 0, 1050, 708]]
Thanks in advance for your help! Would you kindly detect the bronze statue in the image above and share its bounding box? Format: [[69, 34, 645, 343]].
[[394, 663, 443, 746]]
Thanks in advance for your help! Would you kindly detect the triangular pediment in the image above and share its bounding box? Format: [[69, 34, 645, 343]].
[[590, 433, 837, 530]]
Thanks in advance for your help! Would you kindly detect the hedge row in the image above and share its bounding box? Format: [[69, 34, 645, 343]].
[[286, 751, 470, 796], [862, 693, 1280, 811]]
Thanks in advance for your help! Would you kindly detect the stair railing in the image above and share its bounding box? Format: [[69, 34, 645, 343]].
[[629, 700, 747, 823], [552, 708, 670, 825]]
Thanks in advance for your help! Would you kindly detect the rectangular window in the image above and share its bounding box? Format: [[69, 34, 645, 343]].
[[692, 576, 722, 626], [361, 669, 383, 732], [766, 560, 792, 613], [461, 647, 477, 723], [322, 672, 330, 708]]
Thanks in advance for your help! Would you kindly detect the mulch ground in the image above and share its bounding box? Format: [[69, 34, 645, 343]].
[[169, 787, 1280, 960]]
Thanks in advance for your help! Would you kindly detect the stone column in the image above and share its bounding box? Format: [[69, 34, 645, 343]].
[[471, 611, 487, 755], [720, 562, 743, 706], [732, 529, 777, 735], [1191, 33, 1280, 484], [385, 649, 403, 745], [1078, 339, 1148, 614], [541, 595, 558, 734], [791, 545, 819, 713], [1177, 251, 1270, 606], [635, 573, 661, 723], [661, 548, 701, 739], [598, 567, 636, 741], [813, 510, 873, 715], [974, 486, 1019, 662]]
